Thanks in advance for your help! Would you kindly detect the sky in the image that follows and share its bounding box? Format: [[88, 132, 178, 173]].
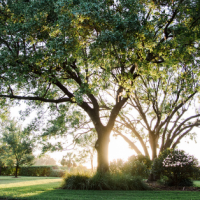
[[8, 105, 200, 169]]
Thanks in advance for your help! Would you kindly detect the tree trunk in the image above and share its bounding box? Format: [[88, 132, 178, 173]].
[[148, 133, 159, 182], [15, 165, 19, 178], [95, 128, 110, 173], [90, 153, 94, 173], [149, 133, 158, 160]]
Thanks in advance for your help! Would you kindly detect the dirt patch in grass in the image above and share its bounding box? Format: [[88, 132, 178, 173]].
[[148, 182, 200, 191]]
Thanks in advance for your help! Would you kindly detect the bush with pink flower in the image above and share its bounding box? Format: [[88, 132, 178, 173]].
[[152, 149, 199, 186]]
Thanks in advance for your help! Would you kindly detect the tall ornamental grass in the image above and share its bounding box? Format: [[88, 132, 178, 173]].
[[62, 171, 148, 190]]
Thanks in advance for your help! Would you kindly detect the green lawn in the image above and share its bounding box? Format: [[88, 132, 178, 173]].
[[194, 181, 200, 187], [0, 176, 200, 200]]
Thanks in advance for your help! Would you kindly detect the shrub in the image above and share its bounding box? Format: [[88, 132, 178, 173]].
[[19, 166, 52, 176], [151, 148, 173, 180], [62, 171, 149, 190], [62, 171, 91, 190], [88, 173, 148, 190], [63, 174, 90, 190], [0, 165, 64, 177], [123, 155, 152, 179], [109, 159, 124, 173], [152, 149, 198, 186], [0, 166, 16, 176], [49, 169, 65, 177], [109, 155, 152, 179], [192, 166, 200, 180]]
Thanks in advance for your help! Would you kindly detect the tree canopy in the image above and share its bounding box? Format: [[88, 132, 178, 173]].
[[0, 0, 200, 172]]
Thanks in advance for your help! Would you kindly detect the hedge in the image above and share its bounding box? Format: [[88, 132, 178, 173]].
[[0, 165, 65, 177]]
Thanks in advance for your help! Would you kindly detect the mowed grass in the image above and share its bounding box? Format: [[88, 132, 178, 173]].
[[194, 180, 200, 187], [0, 176, 200, 200]]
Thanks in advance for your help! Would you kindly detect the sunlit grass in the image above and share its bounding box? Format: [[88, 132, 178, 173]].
[[0, 176, 200, 200], [0, 176, 62, 188], [0, 176, 62, 199], [194, 180, 200, 187]]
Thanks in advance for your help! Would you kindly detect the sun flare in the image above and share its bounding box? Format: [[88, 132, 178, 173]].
[[109, 134, 135, 163]]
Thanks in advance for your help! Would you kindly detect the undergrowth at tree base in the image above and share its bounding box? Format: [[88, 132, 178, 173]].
[[165, 178, 193, 187], [62, 172, 149, 190]]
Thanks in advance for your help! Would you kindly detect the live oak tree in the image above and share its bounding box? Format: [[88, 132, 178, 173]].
[[2, 120, 35, 177], [0, 0, 200, 172], [114, 65, 200, 160]]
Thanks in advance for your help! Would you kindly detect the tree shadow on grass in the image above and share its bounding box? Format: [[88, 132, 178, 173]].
[[1, 186, 200, 200]]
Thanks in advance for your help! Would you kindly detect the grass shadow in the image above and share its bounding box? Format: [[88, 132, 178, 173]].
[[1, 177, 200, 200], [1, 185, 200, 200]]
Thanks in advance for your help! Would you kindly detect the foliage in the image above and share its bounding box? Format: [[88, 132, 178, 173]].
[[19, 166, 53, 177], [0, 166, 18, 176], [124, 155, 152, 179], [110, 155, 152, 179], [152, 148, 174, 180], [49, 168, 65, 177], [62, 171, 148, 190], [0, 145, 7, 171], [1, 0, 200, 173], [192, 167, 200, 180], [109, 159, 125, 173], [152, 149, 199, 186], [1, 120, 35, 177], [62, 174, 90, 190], [89, 173, 148, 190], [0, 111, 10, 170], [34, 155, 57, 166], [74, 131, 97, 172], [0, 165, 65, 177], [60, 152, 77, 169], [127, 155, 152, 169]]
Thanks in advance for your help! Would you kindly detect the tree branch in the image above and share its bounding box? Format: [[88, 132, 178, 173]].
[[173, 114, 200, 137], [158, 91, 197, 132], [117, 114, 150, 158], [171, 127, 194, 149], [0, 94, 71, 103], [114, 130, 143, 155]]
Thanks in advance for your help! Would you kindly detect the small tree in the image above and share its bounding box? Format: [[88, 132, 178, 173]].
[[74, 131, 97, 172], [34, 154, 57, 166], [2, 121, 35, 177], [61, 153, 77, 170]]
